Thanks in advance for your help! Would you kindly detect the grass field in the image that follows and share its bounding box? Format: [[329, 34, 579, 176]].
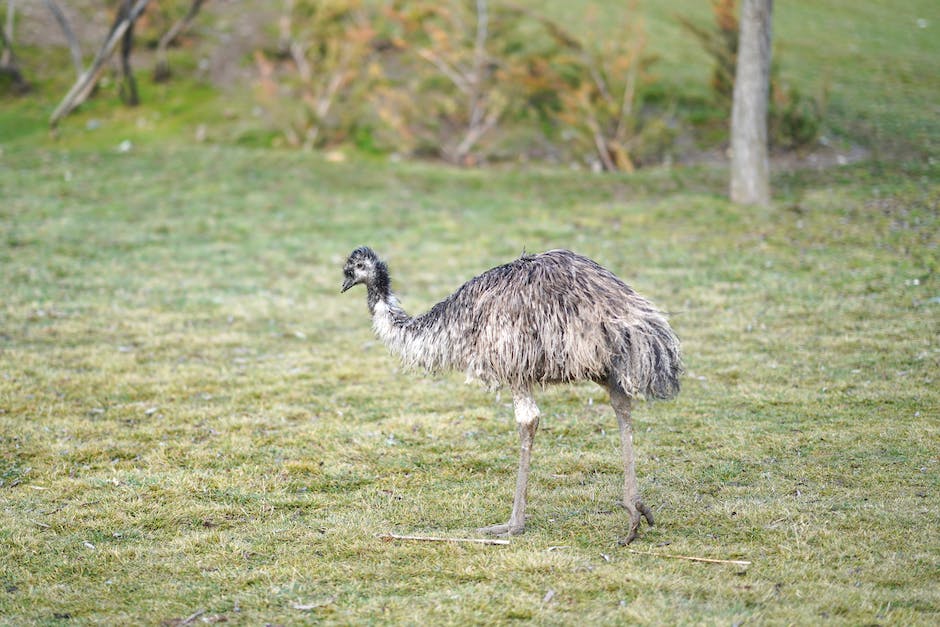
[[1, 145, 937, 623], [1, 0, 938, 624]]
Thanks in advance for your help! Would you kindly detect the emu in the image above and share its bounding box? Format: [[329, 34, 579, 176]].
[[341, 247, 682, 543]]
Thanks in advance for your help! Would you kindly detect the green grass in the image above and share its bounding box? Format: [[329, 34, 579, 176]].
[[1, 144, 937, 624]]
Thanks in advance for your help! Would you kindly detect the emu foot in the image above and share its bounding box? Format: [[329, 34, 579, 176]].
[[477, 521, 525, 537], [618, 498, 655, 545]]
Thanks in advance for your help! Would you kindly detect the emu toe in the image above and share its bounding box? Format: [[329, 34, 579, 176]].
[[618, 499, 655, 545], [477, 522, 526, 537]]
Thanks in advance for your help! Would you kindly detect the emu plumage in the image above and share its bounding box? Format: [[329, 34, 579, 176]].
[[342, 247, 682, 543]]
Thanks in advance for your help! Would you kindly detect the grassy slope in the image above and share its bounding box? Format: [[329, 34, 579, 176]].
[[1, 146, 937, 624]]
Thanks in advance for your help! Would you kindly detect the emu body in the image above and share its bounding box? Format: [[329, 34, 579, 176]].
[[342, 247, 682, 543]]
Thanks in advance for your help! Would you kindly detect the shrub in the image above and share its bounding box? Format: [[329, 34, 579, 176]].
[[374, 0, 569, 164], [253, 0, 382, 149], [251, 0, 671, 169], [770, 83, 824, 150], [542, 2, 664, 171]]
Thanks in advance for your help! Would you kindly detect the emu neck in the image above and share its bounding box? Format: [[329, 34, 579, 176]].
[[366, 262, 409, 326], [369, 290, 412, 356], [364, 265, 456, 377], [365, 262, 392, 315]]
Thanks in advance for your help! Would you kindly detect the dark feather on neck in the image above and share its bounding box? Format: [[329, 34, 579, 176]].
[[367, 260, 391, 314]]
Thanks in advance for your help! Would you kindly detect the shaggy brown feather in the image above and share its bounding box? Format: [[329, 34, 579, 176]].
[[344, 248, 682, 399]]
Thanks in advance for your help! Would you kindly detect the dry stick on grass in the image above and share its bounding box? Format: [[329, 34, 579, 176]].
[[377, 533, 510, 546], [180, 608, 205, 625], [626, 547, 751, 566]]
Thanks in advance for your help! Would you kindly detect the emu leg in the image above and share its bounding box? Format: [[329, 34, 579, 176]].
[[478, 391, 540, 536], [609, 383, 654, 544]]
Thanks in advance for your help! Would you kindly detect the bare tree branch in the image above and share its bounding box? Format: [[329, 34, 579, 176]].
[[277, 0, 294, 55], [154, 0, 207, 82], [466, 0, 489, 138], [471, 0, 488, 85], [1, 0, 13, 67], [300, 41, 355, 149], [288, 40, 311, 82], [614, 34, 642, 143], [453, 100, 500, 162], [450, 0, 496, 163], [50, 0, 151, 126], [592, 128, 617, 172], [43, 0, 82, 78], [416, 47, 470, 95]]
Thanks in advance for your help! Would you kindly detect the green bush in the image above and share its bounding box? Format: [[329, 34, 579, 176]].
[[770, 84, 823, 150]]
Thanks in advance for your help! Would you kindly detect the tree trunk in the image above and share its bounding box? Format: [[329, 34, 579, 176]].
[[119, 0, 139, 106], [0, 0, 30, 93], [729, 0, 772, 206], [50, 0, 151, 126], [154, 0, 207, 82], [1, 0, 13, 66]]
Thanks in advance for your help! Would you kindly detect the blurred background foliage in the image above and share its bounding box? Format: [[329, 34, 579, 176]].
[[1, 0, 936, 167]]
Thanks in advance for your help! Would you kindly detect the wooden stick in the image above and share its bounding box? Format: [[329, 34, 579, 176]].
[[626, 548, 751, 566], [377, 533, 509, 546], [180, 608, 205, 625]]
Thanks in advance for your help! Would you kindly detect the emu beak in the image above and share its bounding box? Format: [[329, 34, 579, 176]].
[[341, 277, 355, 293]]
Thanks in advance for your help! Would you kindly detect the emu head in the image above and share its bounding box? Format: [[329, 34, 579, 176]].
[[341, 246, 386, 294]]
